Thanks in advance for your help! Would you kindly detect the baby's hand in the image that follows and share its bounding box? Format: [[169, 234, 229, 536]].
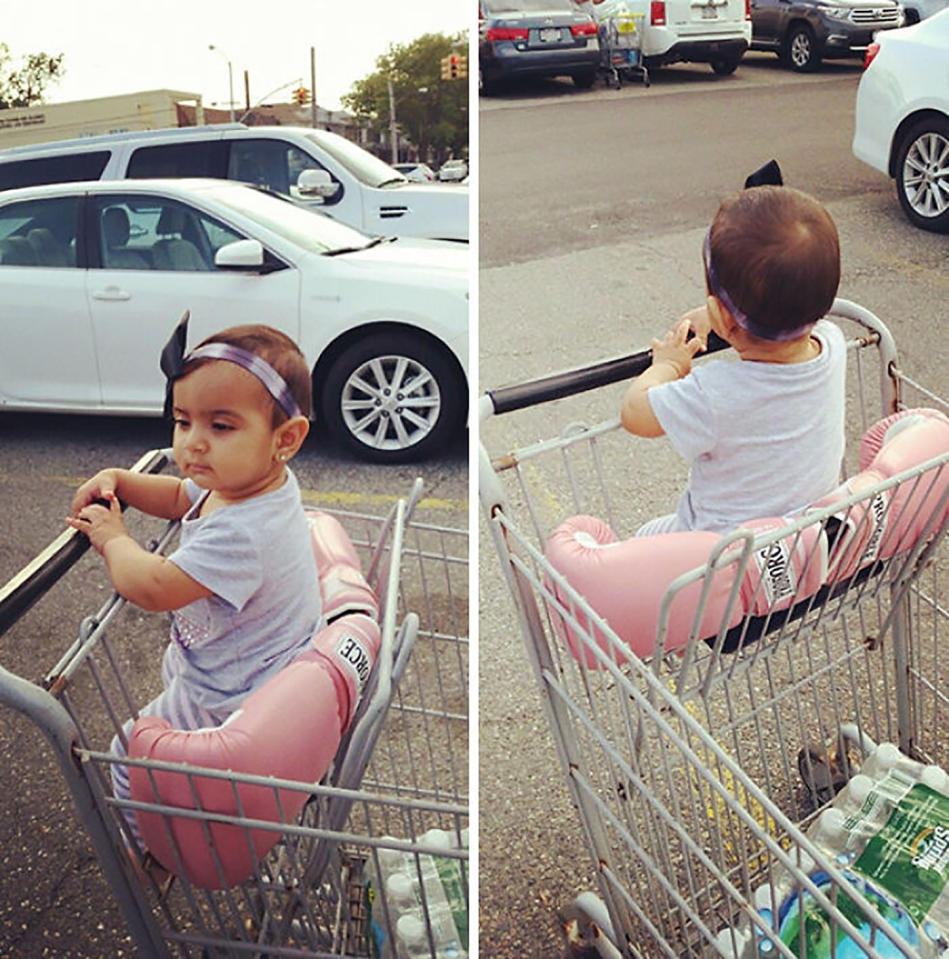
[[70, 469, 119, 517], [680, 305, 712, 351], [650, 318, 705, 379], [65, 492, 128, 554]]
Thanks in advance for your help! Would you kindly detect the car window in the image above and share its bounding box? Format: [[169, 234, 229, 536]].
[[0, 152, 111, 192], [227, 139, 342, 205], [304, 130, 408, 189], [126, 141, 226, 179], [207, 181, 373, 254], [0, 195, 80, 267], [92, 194, 246, 272]]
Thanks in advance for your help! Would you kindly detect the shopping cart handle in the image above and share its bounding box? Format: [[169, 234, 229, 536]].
[[0, 448, 170, 638], [486, 332, 730, 416]]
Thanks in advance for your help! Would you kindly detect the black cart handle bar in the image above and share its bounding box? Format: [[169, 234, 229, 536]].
[[0, 448, 170, 638], [485, 332, 730, 417]]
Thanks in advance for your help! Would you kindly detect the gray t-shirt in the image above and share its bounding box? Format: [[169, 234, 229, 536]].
[[164, 468, 322, 716], [647, 319, 847, 533]]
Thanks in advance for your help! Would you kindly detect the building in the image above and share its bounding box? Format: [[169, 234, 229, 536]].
[[0, 89, 205, 148], [0, 88, 376, 154]]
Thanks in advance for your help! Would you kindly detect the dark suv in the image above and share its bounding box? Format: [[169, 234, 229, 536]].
[[749, 0, 903, 70]]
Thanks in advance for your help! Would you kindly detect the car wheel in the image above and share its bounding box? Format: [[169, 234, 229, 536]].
[[572, 69, 597, 89], [895, 117, 949, 234], [783, 24, 821, 72], [479, 66, 499, 96], [710, 56, 740, 75], [321, 332, 464, 463]]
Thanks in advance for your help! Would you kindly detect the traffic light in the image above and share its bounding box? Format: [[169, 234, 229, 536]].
[[293, 86, 311, 106], [440, 54, 468, 80]]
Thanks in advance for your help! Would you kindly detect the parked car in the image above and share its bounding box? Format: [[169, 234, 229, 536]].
[[749, 0, 903, 71], [853, 10, 949, 233], [0, 179, 468, 461], [611, 0, 752, 75], [0, 124, 468, 241], [479, 0, 601, 92], [438, 159, 469, 182], [393, 162, 436, 182]]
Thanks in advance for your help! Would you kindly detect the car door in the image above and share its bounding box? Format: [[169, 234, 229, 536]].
[[85, 191, 300, 411], [0, 192, 101, 408], [750, 0, 783, 42]]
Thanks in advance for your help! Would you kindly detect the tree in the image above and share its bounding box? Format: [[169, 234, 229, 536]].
[[0, 44, 65, 110], [342, 32, 468, 166]]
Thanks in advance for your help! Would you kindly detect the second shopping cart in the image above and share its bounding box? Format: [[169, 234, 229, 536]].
[[481, 300, 947, 958]]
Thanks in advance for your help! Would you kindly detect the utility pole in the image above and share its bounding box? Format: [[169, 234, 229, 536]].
[[310, 47, 318, 129], [386, 75, 398, 164], [244, 70, 250, 112]]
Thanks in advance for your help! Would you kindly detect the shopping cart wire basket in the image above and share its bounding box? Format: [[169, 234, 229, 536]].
[[0, 461, 469, 958], [480, 300, 947, 958]]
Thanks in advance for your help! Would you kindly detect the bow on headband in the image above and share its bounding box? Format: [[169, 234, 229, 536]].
[[159, 312, 303, 420]]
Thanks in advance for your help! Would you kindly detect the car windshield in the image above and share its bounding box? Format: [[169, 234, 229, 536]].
[[207, 183, 377, 254], [304, 130, 408, 189], [484, 0, 573, 11]]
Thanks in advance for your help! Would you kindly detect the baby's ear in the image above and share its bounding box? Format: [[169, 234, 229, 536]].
[[275, 415, 310, 461], [706, 295, 736, 339]]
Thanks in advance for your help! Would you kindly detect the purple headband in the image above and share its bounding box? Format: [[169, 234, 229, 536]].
[[702, 228, 813, 343], [159, 314, 302, 420], [183, 344, 303, 419]]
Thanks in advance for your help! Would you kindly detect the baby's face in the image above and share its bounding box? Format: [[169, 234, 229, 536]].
[[171, 361, 282, 501]]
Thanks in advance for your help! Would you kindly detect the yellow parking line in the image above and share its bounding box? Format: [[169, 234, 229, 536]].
[[300, 489, 465, 512], [11, 473, 465, 514]]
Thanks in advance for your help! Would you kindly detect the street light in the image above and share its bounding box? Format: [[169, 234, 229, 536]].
[[208, 44, 235, 122]]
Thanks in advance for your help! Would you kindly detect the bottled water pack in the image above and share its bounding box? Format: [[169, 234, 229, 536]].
[[714, 743, 948, 958], [367, 827, 469, 959]]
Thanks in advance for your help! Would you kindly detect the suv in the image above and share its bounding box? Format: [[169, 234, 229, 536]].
[[750, 0, 904, 70], [635, 0, 752, 74], [0, 124, 468, 241]]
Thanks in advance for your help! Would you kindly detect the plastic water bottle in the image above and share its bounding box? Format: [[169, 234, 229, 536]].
[[368, 830, 468, 959]]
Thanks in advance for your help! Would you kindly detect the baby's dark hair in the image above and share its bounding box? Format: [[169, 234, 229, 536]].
[[708, 186, 840, 339], [186, 324, 312, 425]]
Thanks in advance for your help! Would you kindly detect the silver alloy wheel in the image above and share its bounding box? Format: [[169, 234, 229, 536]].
[[902, 130, 949, 220], [790, 30, 812, 68], [340, 353, 442, 452]]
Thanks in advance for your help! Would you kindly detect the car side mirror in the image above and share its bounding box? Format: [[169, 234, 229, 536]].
[[297, 169, 340, 199], [214, 239, 265, 270]]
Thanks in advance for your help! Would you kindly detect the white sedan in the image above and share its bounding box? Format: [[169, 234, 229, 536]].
[[852, 9, 949, 234], [438, 160, 469, 183], [0, 179, 468, 462]]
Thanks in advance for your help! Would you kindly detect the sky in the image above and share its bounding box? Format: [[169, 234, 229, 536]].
[[3, 0, 469, 113]]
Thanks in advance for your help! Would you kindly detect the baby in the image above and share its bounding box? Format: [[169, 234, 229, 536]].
[[68, 322, 321, 848], [621, 186, 847, 534]]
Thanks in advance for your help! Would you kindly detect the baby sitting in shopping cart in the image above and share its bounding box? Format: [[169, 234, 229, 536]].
[[620, 185, 848, 535], [67, 322, 322, 853]]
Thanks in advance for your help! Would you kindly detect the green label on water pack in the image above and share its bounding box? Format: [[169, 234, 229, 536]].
[[434, 854, 469, 948], [854, 783, 949, 926]]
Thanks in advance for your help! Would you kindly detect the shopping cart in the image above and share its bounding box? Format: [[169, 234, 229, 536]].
[[0, 461, 469, 958], [480, 300, 947, 958], [597, 10, 649, 89]]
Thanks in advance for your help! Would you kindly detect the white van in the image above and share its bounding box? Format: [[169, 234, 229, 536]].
[[0, 124, 469, 241]]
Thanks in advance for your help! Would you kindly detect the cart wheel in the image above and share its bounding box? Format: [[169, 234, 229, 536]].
[[561, 905, 601, 958], [560, 895, 614, 957], [797, 735, 858, 807]]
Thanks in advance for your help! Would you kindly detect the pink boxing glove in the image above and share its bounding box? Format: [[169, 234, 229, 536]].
[[544, 515, 738, 666], [735, 518, 828, 616], [307, 510, 378, 622], [307, 613, 381, 732]]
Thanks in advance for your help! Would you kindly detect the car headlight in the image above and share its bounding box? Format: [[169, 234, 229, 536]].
[[817, 3, 851, 16]]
